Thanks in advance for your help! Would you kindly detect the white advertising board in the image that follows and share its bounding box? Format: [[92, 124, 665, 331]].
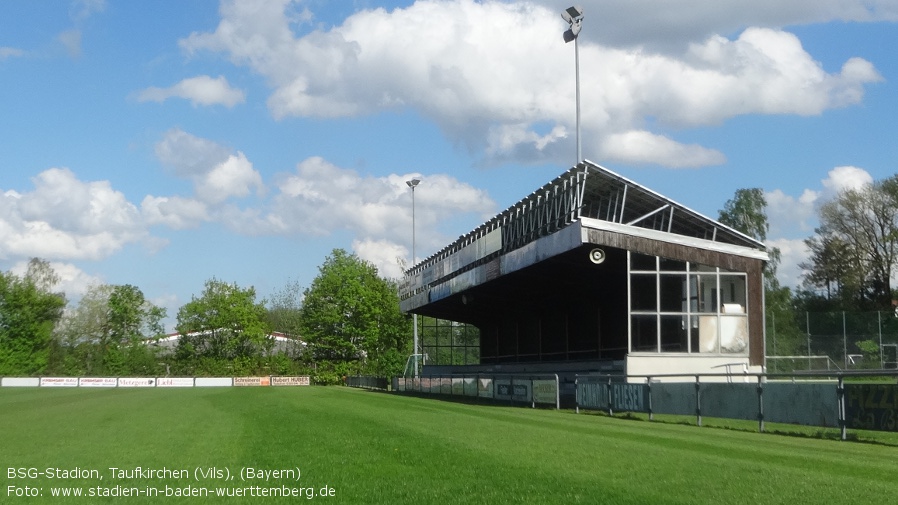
[[117, 377, 156, 387], [40, 377, 78, 387], [234, 376, 270, 386], [194, 377, 233, 387], [271, 376, 310, 386], [156, 377, 194, 388], [79, 377, 118, 387], [1, 377, 41, 387]]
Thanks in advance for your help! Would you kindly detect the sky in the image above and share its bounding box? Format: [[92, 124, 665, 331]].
[[1, 0, 897, 329]]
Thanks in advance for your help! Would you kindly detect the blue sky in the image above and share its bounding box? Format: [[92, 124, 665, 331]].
[[1, 0, 897, 329]]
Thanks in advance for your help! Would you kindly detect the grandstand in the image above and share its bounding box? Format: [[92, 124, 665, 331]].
[[400, 161, 769, 384]]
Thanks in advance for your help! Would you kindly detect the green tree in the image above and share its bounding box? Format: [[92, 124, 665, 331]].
[[0, 259, 66, 375], [300, 249, 410, 381], [718, 188, 781, 288], [174, 278, 270, 375], [813, 176, 898, 309], [52, 284, 166, 375]]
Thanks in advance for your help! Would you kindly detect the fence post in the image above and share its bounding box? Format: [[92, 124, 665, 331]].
[[575, 375, 580, 414], [695, 375, 702, 427], [606, 376, 613, 416], [837, 374, 846, 441], [555, 374, 556, 410], [757, 374, 764, 433], [646, 376, 653, 421]]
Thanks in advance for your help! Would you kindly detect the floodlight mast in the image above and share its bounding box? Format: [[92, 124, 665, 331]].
[[406, 178, 421, 378], [562, 5, 584, 164]]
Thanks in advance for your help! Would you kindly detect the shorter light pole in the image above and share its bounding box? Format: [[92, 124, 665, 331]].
[[406, 178, 421, 377]]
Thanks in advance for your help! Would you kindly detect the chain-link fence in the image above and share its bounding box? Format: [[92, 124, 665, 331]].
[[767, 311, 898, 371]]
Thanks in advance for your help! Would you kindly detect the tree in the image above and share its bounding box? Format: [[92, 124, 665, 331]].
[[300, 249, 410, 381], [52, 284, 166, 375], [718, 188, 781, 289], [0, 259, 66, 375], [266, 278, 304, 338], [812, 176, 898, 309], [174, 278, 270, 375]]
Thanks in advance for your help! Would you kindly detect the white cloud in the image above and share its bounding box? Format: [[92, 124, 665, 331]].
[[765, 165, 875, 288], [767, 237, 809, 289], [9, 260, 104, 299], [58, 29, 82, 58], [0, 47, 24, 60], [352, 238, 408, 280], [0, 168, 149, 261], [141, 195, 209, 229], [178, 1, 882, 168], [151, 128, 264, 206], [601, 130, 726, 168], [227, 156, 496, 258], [532, 0, 898, 49], [137, 75, 246, 108]]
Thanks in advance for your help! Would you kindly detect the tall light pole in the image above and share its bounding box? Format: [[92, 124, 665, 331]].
[[562, 5, 584, 164], [406, 178, 421, 377]]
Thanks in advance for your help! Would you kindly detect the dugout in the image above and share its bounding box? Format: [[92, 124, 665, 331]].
[[399, 161, 768, 380]]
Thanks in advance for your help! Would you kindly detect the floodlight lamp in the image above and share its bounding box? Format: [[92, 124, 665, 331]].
[[561, 5, 583, 43], [561, 5, 584, 24], [406, 179, 421, 188]]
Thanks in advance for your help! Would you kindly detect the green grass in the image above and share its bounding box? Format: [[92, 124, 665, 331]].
[[1, 387, 897, 504]]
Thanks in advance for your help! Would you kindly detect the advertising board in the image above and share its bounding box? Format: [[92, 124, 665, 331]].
[[78, 377, 117, 387], [271, 376, 310, 386], [234, 376, 270, 386], [845, 384, 898, 432], [2, 377, 41, 387], [118, 377, 156, 387], [156, 377, 195, 388], [195, 377, 232, 387], [40, 377, 78, 387]]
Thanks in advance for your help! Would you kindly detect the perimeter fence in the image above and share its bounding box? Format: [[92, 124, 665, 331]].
[[391, 373, 560, 409], [575, 371, 898, 440], [768, 310, 898, 371]]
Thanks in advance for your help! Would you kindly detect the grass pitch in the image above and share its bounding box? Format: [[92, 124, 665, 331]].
[[1, 386, 896, 504]]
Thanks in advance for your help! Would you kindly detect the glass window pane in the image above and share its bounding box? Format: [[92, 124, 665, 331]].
[[659, 257, 687, 271], [630, 274, 657, 311], [659, 274, 687, 312], [693, 274, 717, 313], [631, 315, 658, 352], [719, 274, 747, 311], [630, 253, 656, 271], [660, 315, 688, 352]]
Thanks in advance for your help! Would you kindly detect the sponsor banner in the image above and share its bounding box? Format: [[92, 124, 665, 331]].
[[451, 378, 465, 395], [610, 383, 646, 412], [118, 377, 156, 388], [195, 377, 232, 387], [477, 378, 494, 398], [233, 376, 270, 387], [40, 377, 78, 387], [532, 379, 558, 405], [79, 377, 117, 387], [2, 377, 41, 387], [845, 384, 898, 432], [271, 376, 310, 386], [156, 377, 194, 388], [495, 379, 531, 402], [576, 382, 606, 409]]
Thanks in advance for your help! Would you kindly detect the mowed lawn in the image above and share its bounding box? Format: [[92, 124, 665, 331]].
[[1, 386, 896, 505]]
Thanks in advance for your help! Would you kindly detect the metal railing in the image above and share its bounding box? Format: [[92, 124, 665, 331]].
[[575, 370, 898, 440], [393, 373, 560, 409]]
